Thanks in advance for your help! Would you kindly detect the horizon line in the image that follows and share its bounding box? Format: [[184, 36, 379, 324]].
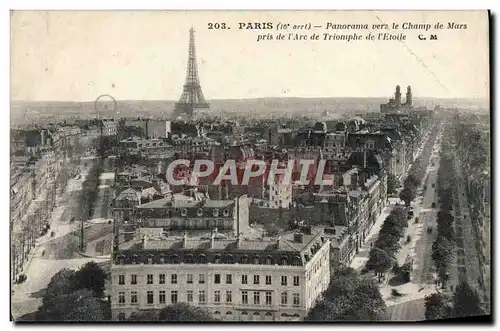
[[10, 95, 489, 104]]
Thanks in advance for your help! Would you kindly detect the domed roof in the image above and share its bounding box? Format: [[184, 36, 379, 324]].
[[335, 122, 347, 132], [349, 116, 366, 124], [313, 121, 327, 133]]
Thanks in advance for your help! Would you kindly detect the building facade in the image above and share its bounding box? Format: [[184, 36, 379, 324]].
[[110, 227, 330, 321]]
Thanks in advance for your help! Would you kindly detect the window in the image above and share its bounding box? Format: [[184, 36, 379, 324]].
[[118, 275, 125, 285], [159, 290, 166, 304], [187, 290, 193, 303], [226, 291, 232, 303], [293, 276, 300, 286], [242, 291, 248, 304], [171, 290, 178, 304], [214, 274, 221, 284], [118, 292, 125, 304], [265, 256, 273, 265], [159, 274, 165, 284], [214, 290, 221, 303], [254, 275, 260, 285], [281, 292, 288, 305], [253, 291, 260, 305], [131, 291, 138, 305], [147, 291, 154, 304], [226, 274, 232, 284], [265, 275, 272, 285], [199, 274, 205, 284], [147, 274, 153, 284], [281, 257, 288, 266], [199, 290, 206, 304], [265, 292, 272, 305], [293, 293, 300, 306], [241, 275, 248, 284], [118, 313, 126, 321], [131, 274, 137, 285], [171, 274, 177, 284], [187, 274, 193, 284], [281, 276, 287, 286]]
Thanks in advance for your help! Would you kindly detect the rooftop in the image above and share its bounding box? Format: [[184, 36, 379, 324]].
[[114, 227, 328, 267]]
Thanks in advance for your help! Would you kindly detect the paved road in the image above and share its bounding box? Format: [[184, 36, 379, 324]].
[[449, 143, 486, 302], [386, 298, 426, 321], [412, 133, 441, 285], [11, 161, 114, 319], [386, 125, 443, 321]]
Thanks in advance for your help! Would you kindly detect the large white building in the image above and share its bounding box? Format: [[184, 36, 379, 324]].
[[110, 226, 330, 321]]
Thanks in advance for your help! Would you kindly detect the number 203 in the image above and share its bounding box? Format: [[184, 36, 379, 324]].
[[208, 23, 228, 29]]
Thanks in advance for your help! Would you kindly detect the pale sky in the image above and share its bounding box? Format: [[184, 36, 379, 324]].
[[10, 10, 489, 101]]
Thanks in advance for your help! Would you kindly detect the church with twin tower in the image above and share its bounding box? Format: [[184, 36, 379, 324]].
[[380, 85, 413, 113]]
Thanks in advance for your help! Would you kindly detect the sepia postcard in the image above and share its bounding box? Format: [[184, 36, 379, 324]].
[[10, 10, 491, 323]]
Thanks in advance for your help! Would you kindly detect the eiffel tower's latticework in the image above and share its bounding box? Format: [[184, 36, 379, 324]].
[[174, 27, 209, 118]]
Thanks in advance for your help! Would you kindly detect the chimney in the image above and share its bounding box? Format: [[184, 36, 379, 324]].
[[276, 235, 282, 248], [40, 130, 46, 146], [293, 232, 304, 243], [302, 225, 312, 235], [236, 233, 241, 249], [211, 230, 216, 248], [183, 232, 188, 248]]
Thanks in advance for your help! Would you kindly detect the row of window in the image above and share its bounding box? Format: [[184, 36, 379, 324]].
[[118, 273, 300, 286], [139, 208, 231, 218], [117, 311, 297, 321], [117, 290, 301, 306], [117, 254, 303, 266]]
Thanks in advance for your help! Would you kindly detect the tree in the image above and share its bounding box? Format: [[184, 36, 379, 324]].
[[128, 310, 160, 321], [375, 231, 401, 254], [37, 289, 106, 321], [431, 236, 455, 282], [306, 270, 386, 321], [404, 174, 419, 190], [399, 187, 416, 206], [452, 282, 484, 318], [387, 174, 400, 195], [366, 248, 394, 281], [74, 261, 107, 298], [380, 214, 406, 238], [63, 290, 107, 321], [156, 303, 217, 321], [425, 293, 452, 320], [391, 206, 408, 225], [42, 268, 77, 306], [436, 210, 455, 241]]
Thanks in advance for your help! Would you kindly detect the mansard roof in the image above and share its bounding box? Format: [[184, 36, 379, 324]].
[[113, 228, 327, 267]]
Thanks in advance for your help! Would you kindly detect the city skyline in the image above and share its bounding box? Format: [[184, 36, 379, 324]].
[[11, 11, 489, 102]]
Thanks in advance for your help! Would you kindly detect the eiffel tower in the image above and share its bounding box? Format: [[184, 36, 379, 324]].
[[173, 27, 209, 120]]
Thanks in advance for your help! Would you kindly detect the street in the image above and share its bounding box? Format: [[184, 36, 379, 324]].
[[11, 159, 114, 320], [386, 298, 425, 321], [449, 143, 485, 303], [384, 126, 443, 321]]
